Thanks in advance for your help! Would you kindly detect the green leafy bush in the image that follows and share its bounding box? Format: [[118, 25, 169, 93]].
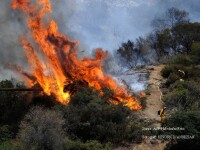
[[0, 140, 22, 150], [161, 65, 174, 78], [185, 66, 200, 81], [0, 141, 13, 150], [144, 84, 151, 96], [164, 81, 200, 110], [161, 64, 184, 78], [18, 106, 66, 150], [162, 111, 200, 150], [163, 87, 189, 109], [190, 42, 200, 64], [165, 73, 179, 86], [125, 115, 144, 143], [172, 55, 193, 66], [191, 42, 200, 59], [58, 87, 140, 144], [0, 125, 12, 144]]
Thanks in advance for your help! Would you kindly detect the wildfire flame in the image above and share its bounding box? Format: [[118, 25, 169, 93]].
[[139, 92, 146, 98], [10, 0, 141, 110]]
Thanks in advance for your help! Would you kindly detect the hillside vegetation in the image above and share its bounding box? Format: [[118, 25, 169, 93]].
[[1, 7, 200, 150]]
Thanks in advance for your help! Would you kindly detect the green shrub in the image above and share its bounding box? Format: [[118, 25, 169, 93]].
[[163, 88, 189, 109], [126, 115, 143, 143], [0, 125, 12, 144], [63, 140, 111, 150], [164, 81, 200, 110], [58, 87, 137, 144], [18, 106, 66, 150], [0, 140, 22, 150], [191, 42, 200, 57], [165, 73, 179, 86], [140, 97, 147, 109], [161, 64, 184, 78], [0, 141, 13, 150], [161, 65, 175, 78], [185, 66, 200, 81], [190, 42, 200, 63], [162, 111, 200, 150], [145, 84, 151, 96], [172, 55, 193, 66]]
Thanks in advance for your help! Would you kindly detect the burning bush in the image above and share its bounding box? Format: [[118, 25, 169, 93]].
[[9, 0, 141, 110]]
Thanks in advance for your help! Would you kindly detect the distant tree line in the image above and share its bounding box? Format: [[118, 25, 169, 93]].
[[117, 7, 200, 68]]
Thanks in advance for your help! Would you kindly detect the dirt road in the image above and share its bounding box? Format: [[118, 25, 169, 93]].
[[132, 65, 166, 150], [143, 65, 165, 123]]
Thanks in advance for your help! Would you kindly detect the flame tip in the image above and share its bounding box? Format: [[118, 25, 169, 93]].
[[10, 0, 141, 110]]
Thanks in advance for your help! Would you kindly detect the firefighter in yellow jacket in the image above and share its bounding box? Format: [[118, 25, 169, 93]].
[[178, 69, 185, 81], [158, 107, 167, 122]]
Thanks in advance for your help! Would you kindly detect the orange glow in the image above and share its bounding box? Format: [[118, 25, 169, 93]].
[[139, 92, 146, 98], [10, 0, 141, 110]]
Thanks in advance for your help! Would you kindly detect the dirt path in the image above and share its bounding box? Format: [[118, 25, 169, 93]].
[[132, 65, 166, 150], [143, 65, 165, 123]]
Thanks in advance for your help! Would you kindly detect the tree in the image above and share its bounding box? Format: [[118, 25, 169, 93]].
[[146, 30, 172, 61], [117, 40, 143, 68], [150, 8, 200, 58], [18, 106, 65, 150], [171, 22, 200, 54], [150, 22, 200, 56], [150, 7, 191, 58], [135, 36, 152, 64], [117, 40, 135, 67], [152, 7, 189, 31]]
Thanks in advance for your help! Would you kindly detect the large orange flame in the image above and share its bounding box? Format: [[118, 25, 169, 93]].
[[10, 0, 141, 110]]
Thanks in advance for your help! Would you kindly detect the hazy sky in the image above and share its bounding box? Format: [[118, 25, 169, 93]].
[[53, 0, 200, 52], [0, 0, 200, 79]]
